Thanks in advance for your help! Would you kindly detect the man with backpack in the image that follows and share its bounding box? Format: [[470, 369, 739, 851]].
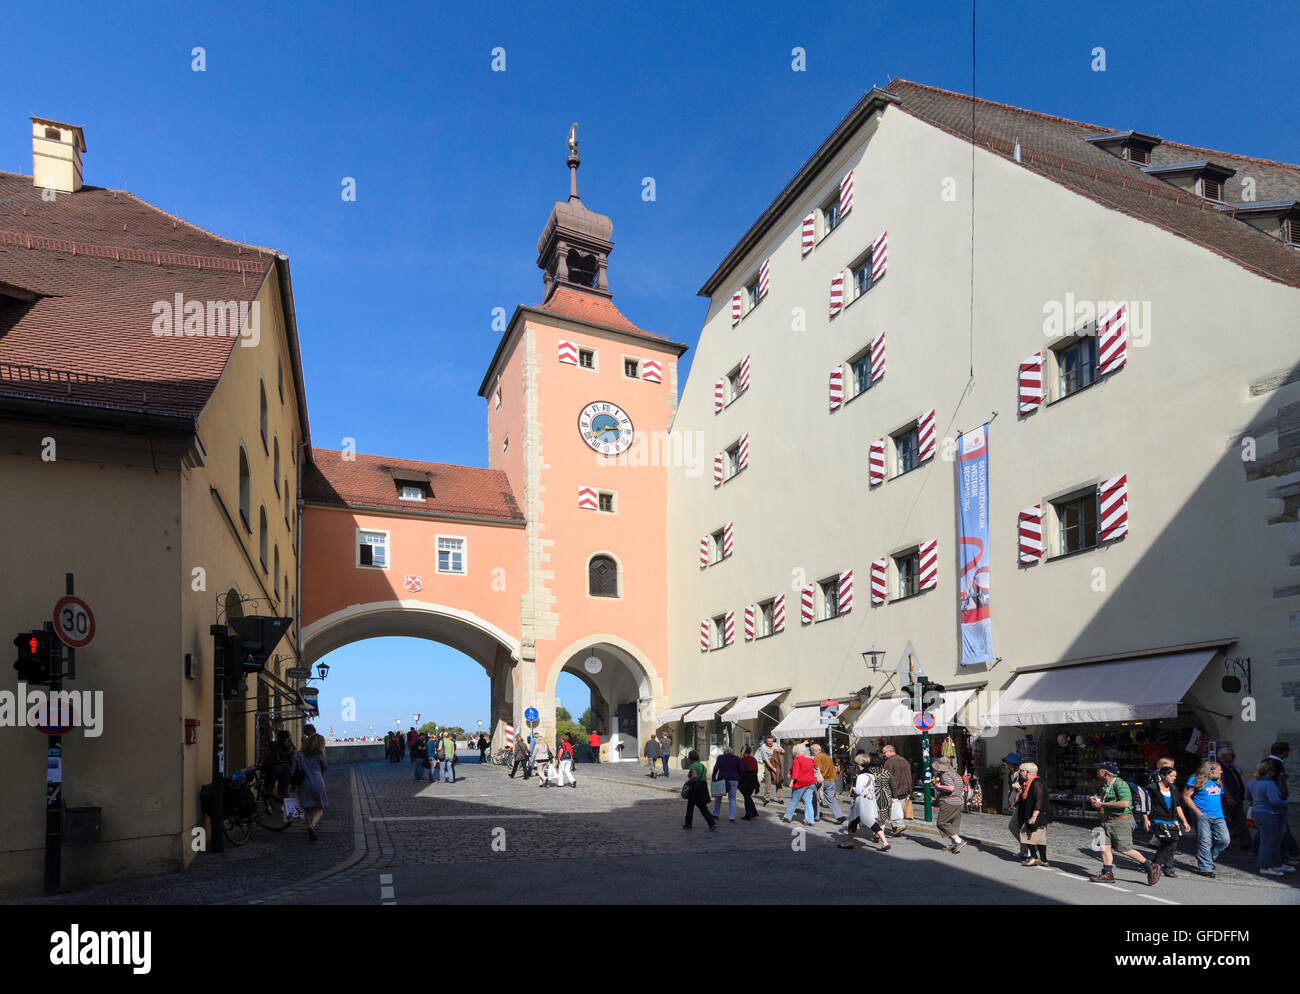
[[1088, 761, 1159, 885]]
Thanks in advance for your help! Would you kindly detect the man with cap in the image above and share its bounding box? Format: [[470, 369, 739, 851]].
[[1089, 761, 1159, 886], [1002, 753, 1027, 861]]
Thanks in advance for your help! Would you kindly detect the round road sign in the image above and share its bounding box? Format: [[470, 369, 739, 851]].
[[53, 595, 95, 649], [913, 712, 936, 732], [524, 707, 539, 723], [34, 699, 78, 735]]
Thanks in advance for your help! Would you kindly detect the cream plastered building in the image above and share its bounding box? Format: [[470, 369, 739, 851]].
[[664, 81, 1300, 803]]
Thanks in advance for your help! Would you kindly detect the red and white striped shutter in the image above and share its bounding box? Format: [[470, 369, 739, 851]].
[[870, 559, 888, 604], [829, 364, 844, 411], [738, 354, 751, 393], [699, 620, 711, 653], [724, 610, 736, 645], [577, 486, 598, 510], [1018, 505, 1044, 563], [838, 569, 854, 614], [758, 258, 771, 300], [642, 359, 662, 383], [699, 535, 710, 569], [870, 330, 886, 383], [714, 378, 725, 414], [868, 439, 886, 486], [773, 594, 786, 631], [1097, 304, 1128, 376], [731, 291, 743, 327], [918, 409, 937, 462], [723, 521, 734, 558], [871, 229, 888, 281], [840, 169, 854, 217], [744, 604, 756, 641], [800, 584, 815, 625], [713, 452, 724, 488], [1098, 474, 1129, 542], [1018, 352, 1044, 414], [738, 433, 749, 470], [801, 211, 816, 256], [829, 271, 845, 317], [919, 539, 938, 590], [558, 340, 578, 364]]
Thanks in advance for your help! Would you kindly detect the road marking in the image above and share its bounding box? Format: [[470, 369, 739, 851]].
[[379, 873, 392, 885], [379, 873, 396, 905], [1135, 892, 1180, 905], [369, 814, 545, 822]]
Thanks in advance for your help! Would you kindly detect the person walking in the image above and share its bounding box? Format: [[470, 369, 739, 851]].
[[509, 735, 531, 779], [758, 735, 786, 806], [933, 756, 968, 853], [881, 744, 912, 836], [293, 726, 329, 842], [1015, 761, 1052, 867], [1256, 743, 1300, 860], [838, 753, 890, 851], [261, 730, 295, 802], [659, 731, 673, 777], [738, 745, 760, 820], [412, 733, 429, 781], [1089, 761, 1160, 885], [1247, 761, 1294, 877], [643, 734, 662, 778], [1000, 752, 1027, 860], [779, 744, 818, 826], [532, 734, 553, 787], [587, 729, 602, 764], [711, 746, 743, 823], [440, 732, 457, 784], [478, 733, 490, 764], [810, 743, 846, 824], [1217, 744, 1247, 849], [556, 733, 577, 787], [682, 750, 718, 831], [406, 727, 418, 766], [1182, 761, 1229, 878], [1144, 764, 1191, 878]]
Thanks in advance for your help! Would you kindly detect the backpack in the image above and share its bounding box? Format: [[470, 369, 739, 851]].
[[1126, 780, 1152, 817]]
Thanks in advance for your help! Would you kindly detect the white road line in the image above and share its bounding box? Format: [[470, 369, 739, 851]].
[[1136, 892, 1180, 905], [379, 873, 396, 906], [369, 814, 545, 821]]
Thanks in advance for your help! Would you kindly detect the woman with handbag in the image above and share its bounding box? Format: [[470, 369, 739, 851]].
[[682, 750, 718, 831], [710, 746, 743, 823], [1015, 761, 1054, 867], [1144, 763, 1191, 876], [293, 726, 329, 842], [532, 734, 553, 787], [838, 753, 890, 851]]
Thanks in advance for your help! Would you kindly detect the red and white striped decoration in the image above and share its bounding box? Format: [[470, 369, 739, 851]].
[[738, 354, 751, 393], [738, 433, 749, 470], [800, 584, 815, 624], [1098, 474, 1129, 542], [829, 365, 844, 411], [724, 610, 736, 645], [868, 439, 886, 486], [713, 452, 724, 488], [505, 723, 515, 749], [870, 330, 886, 383], [829, 271, 845, 317], [1018, 505, 1044, 563], [801, 211, 816, 255], [870, 559, 888, 604], [744, 604, 756, 641], [758, 258, 771, 299], [1018, 352, 1044, 414], [870, 229, 888, 281], [918, 409, 937, 462], [838, 569, 854, 614], [700, 620, 711, 653], [577, 486, 598, 510], [558, 340, 578, 364], [731, 291, 742, 326], [714, 378, 725, 414], [840, 169, 854, 217], [699, 535, 710, 569], [918, 539, 938, 590], [1097, 303, 1128, 376], [723, 521, 734, 558], [642, 359, 662, 383], [773, 594, 786, 631]]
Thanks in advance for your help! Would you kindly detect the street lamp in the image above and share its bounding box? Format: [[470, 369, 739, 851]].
[[861, 647, 886, 672], [316, 661, 330, 680], [412, 713, 420, 726]]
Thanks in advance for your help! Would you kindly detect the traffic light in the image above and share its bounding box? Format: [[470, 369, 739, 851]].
[[13, 630, 53, 684]]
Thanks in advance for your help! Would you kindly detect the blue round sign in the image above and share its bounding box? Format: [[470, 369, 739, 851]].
[[913, 712, 936, 732], [524, 707, 539, 723]]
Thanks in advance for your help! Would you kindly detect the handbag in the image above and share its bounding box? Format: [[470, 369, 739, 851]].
[[890, 799, 905, 822], [681, 782, 693, 799], [710, 779, 727, 798], [289, 756, 306, 787], [903, 797, 914, 820], [1152, 820, 1179, 840]]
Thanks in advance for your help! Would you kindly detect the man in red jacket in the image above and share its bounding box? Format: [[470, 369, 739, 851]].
[[588, 730, 601, 764]]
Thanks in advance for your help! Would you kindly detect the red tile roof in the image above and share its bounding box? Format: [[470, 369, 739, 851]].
[[303, 447, 524, 524], [0, 171, 278, 416], [536, 284, 663, 338]]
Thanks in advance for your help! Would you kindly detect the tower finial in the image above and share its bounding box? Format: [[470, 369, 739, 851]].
[[566, 122, 580, 200]]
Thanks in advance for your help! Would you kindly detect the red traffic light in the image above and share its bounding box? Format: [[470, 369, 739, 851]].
[[27, 636, 38, 655]]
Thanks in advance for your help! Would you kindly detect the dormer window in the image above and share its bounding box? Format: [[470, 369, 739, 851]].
[[1284, 218, 1299, 247], [1123, 145, 1149, 165], [1084, 130, 1161, 167], [1141, 160, 1235, 202], [1197, 176, 1224, 202], [396, 480, 428, 502]]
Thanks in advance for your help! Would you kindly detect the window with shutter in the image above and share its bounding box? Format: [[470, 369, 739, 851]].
[[588, 555, 619, 597]]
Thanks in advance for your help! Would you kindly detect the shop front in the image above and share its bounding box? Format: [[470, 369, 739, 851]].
[[719, 689, 788, 754], [851, 686, 986, 800], [770, 698, 854, 769]]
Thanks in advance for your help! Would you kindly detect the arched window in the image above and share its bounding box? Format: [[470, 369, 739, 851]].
[[273, 438, 280, 495], [588, 554, 619, 598], [273, 546, 280, 599], [284, 479, 290, 526], [259, 507, 268, 571], [259, 381, 269, 451], [238, 447, 251, 531]]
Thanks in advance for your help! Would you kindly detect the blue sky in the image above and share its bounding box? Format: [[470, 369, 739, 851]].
[[9, 1, 1296, 732]]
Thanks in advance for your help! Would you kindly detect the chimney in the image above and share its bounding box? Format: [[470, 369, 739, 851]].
[[30, 117, 86, 194]]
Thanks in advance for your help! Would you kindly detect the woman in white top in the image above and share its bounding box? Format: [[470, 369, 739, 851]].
[[838, 753, 891, 851], [531, 734, 553, 787]]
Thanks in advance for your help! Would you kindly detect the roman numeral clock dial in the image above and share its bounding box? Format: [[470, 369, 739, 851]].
[[578, 401, 634, 456]]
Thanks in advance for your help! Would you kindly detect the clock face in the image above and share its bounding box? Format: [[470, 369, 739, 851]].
[[578, 401, 635, 455]]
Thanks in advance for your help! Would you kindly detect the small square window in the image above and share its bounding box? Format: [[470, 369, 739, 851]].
[[819, 578, 840, 620], [624, 358, 639, 378], [398, 484, 425, 502], [358, 531, 388, 569], [896, 551, 919, 598], [597, 492, 614, 513], [437, 536, 466, 574], [1054, 493, 1098, 555], [849, 347, 873, 398], [821, 196, 842, 239], [1055, 336, 1098, 400], [851, 253, 874, 299], [579, 349, 595, 369], [893, 426, 920, 476]]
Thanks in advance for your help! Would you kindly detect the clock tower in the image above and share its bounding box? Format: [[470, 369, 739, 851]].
[[477, 129, 689, 756]]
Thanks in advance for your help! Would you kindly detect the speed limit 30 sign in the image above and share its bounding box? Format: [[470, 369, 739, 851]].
[[53, 595, 95, 648]]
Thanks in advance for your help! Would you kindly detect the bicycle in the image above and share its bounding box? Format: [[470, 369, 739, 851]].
[[201, 766, 301, 846], [493, 747, 515, 767]]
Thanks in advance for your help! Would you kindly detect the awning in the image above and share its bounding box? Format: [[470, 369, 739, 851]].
[[656, 705, 691, 724], [720, 691, 785, 723], [682, 699, 734, 723], [771, 705, 828, 739], [852, 688, 978, 737], [992, 649, 1216, 726]]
